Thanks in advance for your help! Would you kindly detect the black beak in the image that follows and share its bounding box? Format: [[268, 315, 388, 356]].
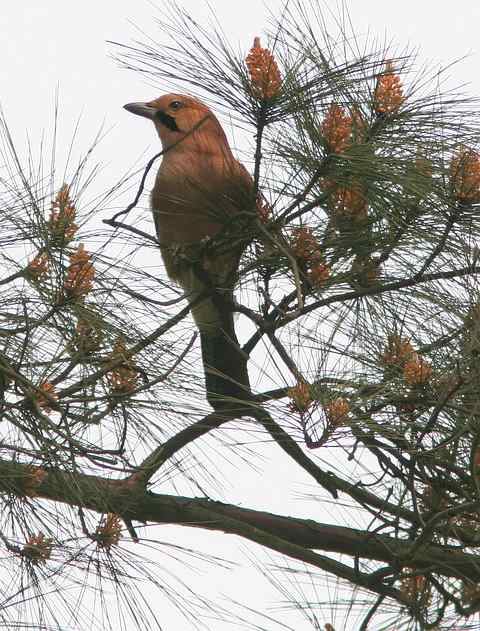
[[123, 102, 157, 119], [123, 103, 181, 132]]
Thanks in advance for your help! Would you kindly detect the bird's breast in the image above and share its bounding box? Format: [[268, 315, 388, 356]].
[[150, 152, 251, 246]]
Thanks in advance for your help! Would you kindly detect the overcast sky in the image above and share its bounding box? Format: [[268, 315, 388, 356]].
[[2, 0, 479, 183], [1, 2, 480, 630]]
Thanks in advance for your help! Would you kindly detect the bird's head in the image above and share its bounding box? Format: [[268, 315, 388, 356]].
[[123, 93, 229, 153]]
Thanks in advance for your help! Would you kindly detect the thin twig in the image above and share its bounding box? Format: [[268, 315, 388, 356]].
[[103, 114, 211, 225]]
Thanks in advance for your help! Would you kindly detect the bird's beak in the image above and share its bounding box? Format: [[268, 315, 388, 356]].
[[123, 102, 157, 120]]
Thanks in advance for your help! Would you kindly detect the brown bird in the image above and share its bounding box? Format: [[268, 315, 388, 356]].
[[124, 94, 252, 408]]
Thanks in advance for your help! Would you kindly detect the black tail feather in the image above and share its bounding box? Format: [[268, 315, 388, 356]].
[[200, 330, 250, 408], [197, 287, 251, 409]]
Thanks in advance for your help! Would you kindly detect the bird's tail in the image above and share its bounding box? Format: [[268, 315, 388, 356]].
[[161, 246, 251, 408], [192, 290, 251, 409]]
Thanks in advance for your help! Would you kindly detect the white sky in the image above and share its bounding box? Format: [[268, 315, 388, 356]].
[[1, 1, 480, 630], [2, 1, 479, 173]]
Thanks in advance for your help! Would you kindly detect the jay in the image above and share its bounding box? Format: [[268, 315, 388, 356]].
[[124, 94, 252, 408]]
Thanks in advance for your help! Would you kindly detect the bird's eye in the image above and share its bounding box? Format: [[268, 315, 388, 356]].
[[169, 100, 183, 111]]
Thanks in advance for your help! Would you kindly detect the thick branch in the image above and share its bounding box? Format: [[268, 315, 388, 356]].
[[3, 459, 480, 584]]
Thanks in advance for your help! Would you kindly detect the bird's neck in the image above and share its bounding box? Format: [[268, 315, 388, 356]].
[[159, 116, 234, 160], [163, 135, 234, 165]]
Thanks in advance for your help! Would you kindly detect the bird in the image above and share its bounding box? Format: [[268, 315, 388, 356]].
[[124, 93, 252, 409]]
